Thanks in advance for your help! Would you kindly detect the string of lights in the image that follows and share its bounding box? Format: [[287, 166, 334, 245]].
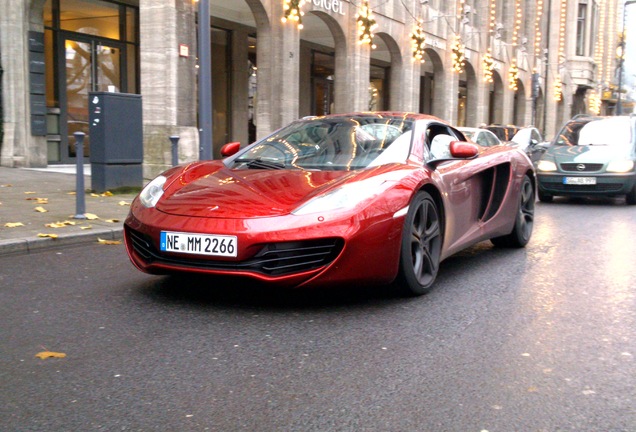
[[508, 0, 522, 90]]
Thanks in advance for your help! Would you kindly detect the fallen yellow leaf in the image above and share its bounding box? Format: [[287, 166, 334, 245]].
[[90, 193, 100, 197], [4, 222, 25, 228], [45, 222, 67, 228], [35, 351, 66, 359], [98, 238, 122, 245], [1, 184, 12, 187], [101, 191, 113, 197], [80, 225, 93, 230], [85, 213, 99, 220], [24, 191, 37, 195], [118, 201, 130, 206], [38, 233, 59, 239], [105, 219, 120, 223], [34, 206, 48, 213], [36, 198, 49, 204], [67, 191, 76, 195]]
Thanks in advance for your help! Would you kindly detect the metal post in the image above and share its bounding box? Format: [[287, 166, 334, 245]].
[[170, 135, 180, 166], [198, 0, 213, 160], [73, 132, 87, 219], [617, 0, 636, 115]]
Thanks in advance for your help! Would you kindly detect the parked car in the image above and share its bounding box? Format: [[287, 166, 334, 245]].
[[124, 112, 536, 296], [535, 114, 636, 204], [485, 124, 521, 142], [458, 127, 503, 147]]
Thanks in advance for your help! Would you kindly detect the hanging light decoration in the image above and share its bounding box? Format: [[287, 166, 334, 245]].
[[533, 0, 544, 72], [281, 0, 305, 29], [588, 90, 601, 114], [410, 18, 426, 63], [483, 50, 494, 82], [509, 62, 519, 90], [483, 0, 496, 82], [356, 0, 378, 49], [451, 34, 465, 73], [508, 0, 522, 90], [554, 0, 567, 100], [554, 76, 562, 101]]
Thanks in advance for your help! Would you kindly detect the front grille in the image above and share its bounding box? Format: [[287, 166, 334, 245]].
[[127, 228, 343, 276], [548, 183, 624, 193], [560, 163, 604, 172]]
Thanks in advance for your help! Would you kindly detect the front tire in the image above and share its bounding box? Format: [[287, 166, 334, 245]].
[[538, 188, 553, 202], [491, 175, 535, 248], [626, 184, 636, 205], [395, 191, 442, 296]]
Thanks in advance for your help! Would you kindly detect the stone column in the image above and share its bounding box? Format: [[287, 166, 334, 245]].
[[0, 0, 47, 168], [140, 0, 197, 180], [335, 1, 370, 113]]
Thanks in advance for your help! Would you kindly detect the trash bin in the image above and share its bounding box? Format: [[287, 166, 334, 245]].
[[88, 92, 143, 192]]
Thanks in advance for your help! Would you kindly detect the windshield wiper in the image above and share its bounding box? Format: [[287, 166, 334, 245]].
[[235, 157, 286, 170]]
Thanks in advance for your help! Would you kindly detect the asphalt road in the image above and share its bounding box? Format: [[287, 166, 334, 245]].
[[1, 197, 635, 431]]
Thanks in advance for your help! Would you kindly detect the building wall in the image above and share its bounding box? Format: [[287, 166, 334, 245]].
[[0, 0, 623, 171]]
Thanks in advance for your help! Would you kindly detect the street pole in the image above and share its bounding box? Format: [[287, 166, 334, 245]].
[[617, 0, 636, 115], [198, 0, 213, 160]]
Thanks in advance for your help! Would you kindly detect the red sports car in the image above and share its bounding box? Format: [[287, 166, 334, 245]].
[[124, 112, 536, 295]]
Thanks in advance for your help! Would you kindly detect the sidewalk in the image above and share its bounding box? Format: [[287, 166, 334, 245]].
[[0, 166, 140, 256]]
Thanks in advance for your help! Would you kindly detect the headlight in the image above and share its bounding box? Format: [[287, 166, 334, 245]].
[[537, 160, 557, 172], [606, 160, 634, 173], [292, 177, 394, 215], [139, 175, 167, 208]]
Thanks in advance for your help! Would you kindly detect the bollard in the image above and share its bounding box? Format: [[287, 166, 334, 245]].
[[169, 135, 180, 166], [73, 132, 87, 219]]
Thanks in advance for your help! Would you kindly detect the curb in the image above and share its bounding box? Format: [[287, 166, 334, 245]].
[[0, 227, 124, 256]]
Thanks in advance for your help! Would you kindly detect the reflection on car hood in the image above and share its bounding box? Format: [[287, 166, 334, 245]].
[[546, 145, 630, 164], [156, 165, 354, 218]]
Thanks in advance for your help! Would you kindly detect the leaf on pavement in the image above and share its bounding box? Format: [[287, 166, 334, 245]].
[[24, 191, 37, 195], [45, 222, 67, 228], [118, 201, 130, 206], [80, 225, 93, 230], [4, 222, 25, 228], [38, 233, 59, 239], [101, 191, 113, 197], [85, 213, 99, 220], [105, 219, 120, 223], [35, 351, 66, 359], [97, 238, 122, 245], [34, 206, 48, 213], [67, 191, 76, 195]]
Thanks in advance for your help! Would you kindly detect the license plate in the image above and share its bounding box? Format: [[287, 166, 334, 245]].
[[160, 231, 237, 257], [563, 177, 596, 185]]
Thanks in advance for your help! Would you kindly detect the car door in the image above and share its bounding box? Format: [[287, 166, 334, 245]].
[[425, 123, 509, 258]]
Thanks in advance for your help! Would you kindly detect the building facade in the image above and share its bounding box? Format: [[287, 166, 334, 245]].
[[0, 0, 625, 177]]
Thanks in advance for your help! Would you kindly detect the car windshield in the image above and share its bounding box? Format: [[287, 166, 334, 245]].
[[554, 117, 633, 147], [462, 130, 475, 140], [232, 116, 414, 170]]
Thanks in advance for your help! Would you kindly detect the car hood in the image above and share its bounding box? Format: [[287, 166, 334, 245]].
[[546, 145, 630, 164], [156, 163, 358, 218]]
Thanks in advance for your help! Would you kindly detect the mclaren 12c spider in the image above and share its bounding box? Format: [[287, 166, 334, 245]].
[[124, 112, 536, 295]]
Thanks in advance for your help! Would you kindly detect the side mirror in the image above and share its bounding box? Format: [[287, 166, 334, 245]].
[[220, 141, 241, 157], [449, 141, 479, 159]]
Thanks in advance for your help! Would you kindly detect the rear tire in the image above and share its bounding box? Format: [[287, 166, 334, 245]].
[[491, 175, 535, 248], [395, 191, 442, 296], [626, 184, 636, 205]]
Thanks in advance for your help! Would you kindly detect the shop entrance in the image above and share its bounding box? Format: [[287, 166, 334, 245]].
[[59, 36, 124, 162]]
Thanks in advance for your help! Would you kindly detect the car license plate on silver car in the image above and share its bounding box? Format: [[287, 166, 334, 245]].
[[563, 177, 596, 185], [160, 231, 238, 257]]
